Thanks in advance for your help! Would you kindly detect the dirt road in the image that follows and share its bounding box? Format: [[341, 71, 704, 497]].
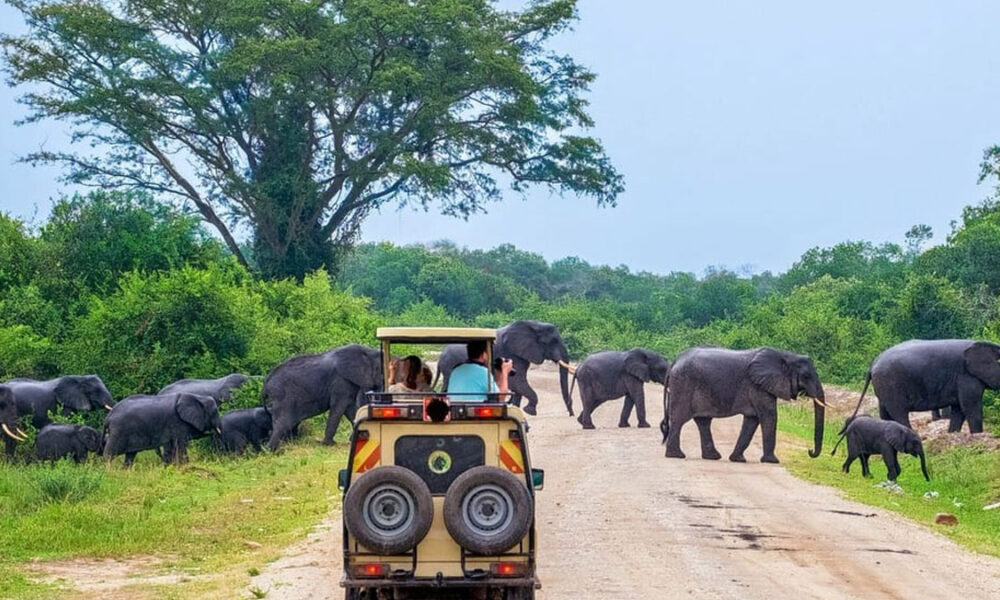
[[252, 365, 1000, 599]]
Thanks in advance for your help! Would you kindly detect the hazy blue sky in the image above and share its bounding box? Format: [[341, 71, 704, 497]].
[[2, 1, 999, 275]]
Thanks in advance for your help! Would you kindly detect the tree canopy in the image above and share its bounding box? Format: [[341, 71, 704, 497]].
[[2, 0, 622, 278]]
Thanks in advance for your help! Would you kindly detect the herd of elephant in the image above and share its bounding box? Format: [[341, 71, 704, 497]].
[[1, 319, 998, 482]]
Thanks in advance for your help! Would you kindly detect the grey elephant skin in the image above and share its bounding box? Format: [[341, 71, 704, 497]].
[[5, 375, 113, 428], [4, 375, 113, 460], [849, 339, 1000, 434], [35, 424, 102, 464], [158, 373, 250, 404], [264, 344, 382, 451], [662, 347, 826, 463], [435, 320, 573, 416], [0, 385, 30, 457], [218, 407, 272, 454], [571, 348, 670, 429], [104, 393, 222, 466], [834, 415, 929, 482]]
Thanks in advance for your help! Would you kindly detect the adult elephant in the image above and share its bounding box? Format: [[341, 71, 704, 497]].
[[5, 375, 114, 429], [662, 347, 826, 463], [264, 344, 382, 451], [847, 339, 1000, 434], [435, 321, 573, 416], [158, 373, 250, 404], [571, 349, 670, 429], [1, 385, 30, 459], [103, 393, 222, 466]]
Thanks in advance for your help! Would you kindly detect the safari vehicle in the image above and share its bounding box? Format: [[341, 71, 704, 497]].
[[339, 327, 543, 600]]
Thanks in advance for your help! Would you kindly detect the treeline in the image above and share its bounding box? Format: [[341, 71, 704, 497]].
[[3, 191, 1000, 404], [339, 208, 1000, 385]]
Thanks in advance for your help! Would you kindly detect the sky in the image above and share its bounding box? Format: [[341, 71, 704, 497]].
[[2, 1, 999, 275]]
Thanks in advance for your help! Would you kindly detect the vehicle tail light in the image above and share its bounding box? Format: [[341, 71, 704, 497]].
[[470, 405, 505, 419], [352, 562, 390, 578], [371, 406, 404, 419], [490, 562, 528, 577]]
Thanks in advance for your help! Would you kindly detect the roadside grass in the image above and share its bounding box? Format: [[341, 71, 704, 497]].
[[778, 402, 1000, 557], [0, 418, 350, 599]]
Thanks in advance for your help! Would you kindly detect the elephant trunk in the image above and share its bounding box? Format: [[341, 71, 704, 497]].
[[559, 364, 572, 416], [808, 395, 825, 458], [918, 450, 930, 482]]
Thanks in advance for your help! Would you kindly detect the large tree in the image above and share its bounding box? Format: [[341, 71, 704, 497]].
[[2, 0, 622, 278]]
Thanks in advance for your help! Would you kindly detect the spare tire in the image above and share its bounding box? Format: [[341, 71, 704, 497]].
[[344, 466, 434, 555], [443, 466, 532, 555]]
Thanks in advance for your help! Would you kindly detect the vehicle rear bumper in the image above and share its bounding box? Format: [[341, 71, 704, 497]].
[[341, 576, 540, 589]]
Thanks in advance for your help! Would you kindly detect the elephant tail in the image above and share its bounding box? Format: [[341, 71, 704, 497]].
[[832, 371, 872, 455], [569, 372, 577, 407], [660, 383, 670, 444]]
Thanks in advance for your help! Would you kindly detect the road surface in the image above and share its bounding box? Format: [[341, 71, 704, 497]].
[[253, 364, 1000, 599]]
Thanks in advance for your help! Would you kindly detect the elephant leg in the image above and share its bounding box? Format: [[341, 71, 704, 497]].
[[880, 446, 900, 481], [759, 409, 779, 464], [957, 380, 984, 433], [694, 417, 720, 460], [618, 394, 634, 428], [509, 362, 538, 415], [947, 404, 966, 433], [576, 387, 597, 430], [729, 415, 759, 463], [268, 418, 295, 451], [124, 452, 137, 468], [4, 437, 15, 462], [665, 414, 688, 459], [842, 453, 855, 473], [860, 454, 871, 478], [633, 390, 650, 428], [879, 401, 911, 429]]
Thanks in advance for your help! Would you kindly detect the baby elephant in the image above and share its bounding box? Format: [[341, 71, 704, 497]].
[[218, 407, 272, 454], [35, 424, 103, 464], [834, 416, 929, 481]]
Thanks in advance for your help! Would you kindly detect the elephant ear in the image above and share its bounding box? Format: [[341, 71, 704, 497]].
[[55, 377, 93, 411], [624, 349, 651, 382], [499, 322, 545, 364], [176, 394, 210, 431], [748, 348, 795, 400], [965, 342, 1000, 389], [337, 346, 380, 389], [883, 423, 910, 452]]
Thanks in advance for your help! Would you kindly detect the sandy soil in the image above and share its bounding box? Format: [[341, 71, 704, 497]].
[[245, 364, 1000, 599]]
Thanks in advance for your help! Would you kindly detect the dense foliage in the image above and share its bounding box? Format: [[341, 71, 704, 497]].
[[2, 0, 622, 279], [2, 189, 1000, 430]]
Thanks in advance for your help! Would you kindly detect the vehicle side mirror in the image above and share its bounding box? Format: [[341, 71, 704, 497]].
[[338, 468, 348, 490], [531, 468, 544, 491]]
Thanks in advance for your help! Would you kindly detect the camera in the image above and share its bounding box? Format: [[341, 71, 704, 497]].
[[492, 357, 516, 378]]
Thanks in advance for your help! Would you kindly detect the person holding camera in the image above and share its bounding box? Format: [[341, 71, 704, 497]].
[[447, 340, 512, 402]]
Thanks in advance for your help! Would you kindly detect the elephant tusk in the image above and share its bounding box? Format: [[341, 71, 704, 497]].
[[557, 360, 577, 375], [812, 398, 830, 409], [216, 427, 223, 435], [16, 427, 28, 438], [2, 423, 27, 442], [104, 404, 113, 410]]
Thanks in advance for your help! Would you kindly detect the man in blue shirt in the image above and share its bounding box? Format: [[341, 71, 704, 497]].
[[448, 340, 512, 401]]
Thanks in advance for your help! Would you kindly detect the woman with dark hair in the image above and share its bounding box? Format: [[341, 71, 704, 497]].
[[388, 355, 433, 393]]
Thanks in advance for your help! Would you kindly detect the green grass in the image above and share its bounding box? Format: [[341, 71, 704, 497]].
[[778, 403, 1000, 557], [0, 418, 350, 599]]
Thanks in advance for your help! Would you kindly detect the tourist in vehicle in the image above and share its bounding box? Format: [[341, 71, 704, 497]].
[[448, 340, 511, 401], [388, 355, 433, 394]]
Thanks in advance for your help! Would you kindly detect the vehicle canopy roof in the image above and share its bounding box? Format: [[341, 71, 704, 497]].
[[376, 327, 496, 344]]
